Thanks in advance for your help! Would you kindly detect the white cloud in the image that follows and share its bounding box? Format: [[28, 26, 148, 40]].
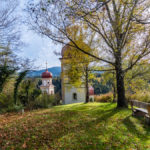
[[35, 39, 61, 69], [16, 0, 62, 70]]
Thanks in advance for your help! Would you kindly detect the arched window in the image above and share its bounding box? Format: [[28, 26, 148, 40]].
[[73, 93, 77, 100]]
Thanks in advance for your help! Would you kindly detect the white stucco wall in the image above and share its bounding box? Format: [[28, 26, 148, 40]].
[[63, 85, 86, 104]]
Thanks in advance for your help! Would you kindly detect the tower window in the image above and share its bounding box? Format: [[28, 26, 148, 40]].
[[47, 80, 50, 84], [73, 93, 77, 100], [43, 80, 46, 86]]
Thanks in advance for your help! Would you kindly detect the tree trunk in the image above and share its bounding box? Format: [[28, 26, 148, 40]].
[[85, 66, 89, 103], [112, 82, 117, 103], [112, 72, 116, 103], [116, 68, 128, 108]]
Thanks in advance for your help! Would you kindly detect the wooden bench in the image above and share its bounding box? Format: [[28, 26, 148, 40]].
[[130, 100, 150, 125]]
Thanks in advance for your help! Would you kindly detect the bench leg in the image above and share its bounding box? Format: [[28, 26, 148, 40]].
[[145, 115, 150, 125]]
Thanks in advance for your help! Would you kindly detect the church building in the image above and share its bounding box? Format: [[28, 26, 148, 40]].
[[60, 45, 94, 104], [40, 69, 54, 95]]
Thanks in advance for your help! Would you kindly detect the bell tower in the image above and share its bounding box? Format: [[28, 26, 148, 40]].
[[40, 63, 54, 95]]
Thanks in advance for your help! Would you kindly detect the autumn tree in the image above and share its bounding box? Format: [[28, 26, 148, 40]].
[[61, 26, 97, 103], [27, 0, 150, 108], [125, 63, 150, 94], [14, 70, 28, 105], [63, 42, 96, 103]]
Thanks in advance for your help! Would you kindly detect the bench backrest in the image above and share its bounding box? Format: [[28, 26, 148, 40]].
[[131, 100, 149, 109]]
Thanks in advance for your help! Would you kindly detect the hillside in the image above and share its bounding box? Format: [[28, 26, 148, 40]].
[[27, 67, 61, 77], [0, 103, 150, 150]]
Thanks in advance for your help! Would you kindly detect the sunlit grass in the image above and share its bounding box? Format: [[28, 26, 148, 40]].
[[0, 102, 150, 150]]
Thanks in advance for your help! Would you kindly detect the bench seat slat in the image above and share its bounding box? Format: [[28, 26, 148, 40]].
[[135, 108, 148, 114]]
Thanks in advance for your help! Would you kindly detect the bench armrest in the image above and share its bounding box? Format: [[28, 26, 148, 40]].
[[147, 105, 150, 116]]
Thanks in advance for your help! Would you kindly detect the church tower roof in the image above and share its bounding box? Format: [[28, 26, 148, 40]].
[[42, 69, 52, 78]]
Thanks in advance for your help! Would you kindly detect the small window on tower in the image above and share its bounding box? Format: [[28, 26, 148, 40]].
[[73, 93, 77, 100], [43, 80, 46, 86]]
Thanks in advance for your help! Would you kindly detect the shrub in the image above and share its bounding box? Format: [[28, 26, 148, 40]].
[[0, 93, 24, 113], [94, 93, 113, 103], [0, 93, 13, 113], [127, 91, 150, 103], [32, 94, 56, 109], [6, 104, 24, 113]]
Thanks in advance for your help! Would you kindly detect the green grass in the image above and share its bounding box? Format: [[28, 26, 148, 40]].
[[0, 102, 150, 150]]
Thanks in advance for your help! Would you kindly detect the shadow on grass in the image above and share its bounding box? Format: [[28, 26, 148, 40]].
[[123, 116, 150, 142]]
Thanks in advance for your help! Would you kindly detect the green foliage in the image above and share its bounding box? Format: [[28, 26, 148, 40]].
[[0, 65, 16, 93], [0, 75, 61, 113], [0, 93, 13, 112], [92, 76, 112, 94], [0, 47, 18, 93], [18, 79, 42, 109], [14, 70, 28, 104], [94, 93, 113, 103]]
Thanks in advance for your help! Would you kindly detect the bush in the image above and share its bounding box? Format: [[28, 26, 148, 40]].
[[0, 93, 13, 113], [6, 104, 24, 113], [127, 91, 150, 103], [29, 94, 56, 109], [0, 93, 13, 108], [0, 93, 24, 113], [94, 93, 113, 103]]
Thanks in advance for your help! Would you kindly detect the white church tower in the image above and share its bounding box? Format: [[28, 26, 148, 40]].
[[60, 45, 94, 104], [40, 66, 54, 95]]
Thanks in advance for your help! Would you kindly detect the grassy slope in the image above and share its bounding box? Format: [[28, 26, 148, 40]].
[[0, 103, 150, 150]]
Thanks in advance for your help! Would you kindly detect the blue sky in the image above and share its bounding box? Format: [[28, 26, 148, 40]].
[[17, 0, 61, 70]]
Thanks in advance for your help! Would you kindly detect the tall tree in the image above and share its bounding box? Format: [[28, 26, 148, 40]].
[[14, 70, 28, 105], [0, 47, 18, 92], [27, 0, 150, 108], [0, 0, 21, 92]]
